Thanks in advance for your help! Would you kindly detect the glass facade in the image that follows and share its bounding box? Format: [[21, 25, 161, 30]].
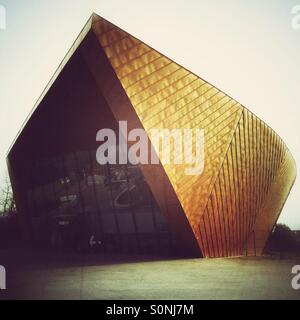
[[23, 149, 176, 255]]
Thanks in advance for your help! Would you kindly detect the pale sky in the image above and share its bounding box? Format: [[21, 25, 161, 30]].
[[0, 0, 299, 228]]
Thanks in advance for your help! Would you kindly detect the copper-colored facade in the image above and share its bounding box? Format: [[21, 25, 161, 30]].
[[7, 14, 296, 258]]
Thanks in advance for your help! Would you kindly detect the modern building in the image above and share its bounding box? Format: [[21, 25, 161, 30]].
[[7, 14, 296, 258]]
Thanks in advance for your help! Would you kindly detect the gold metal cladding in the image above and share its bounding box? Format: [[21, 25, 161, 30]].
[[91, 15, 296, 257]]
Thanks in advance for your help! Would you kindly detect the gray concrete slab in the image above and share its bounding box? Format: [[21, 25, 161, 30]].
[[0, 249, 299, 300]]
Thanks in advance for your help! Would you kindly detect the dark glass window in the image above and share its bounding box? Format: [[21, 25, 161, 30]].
[[24, 149, 177, 255]]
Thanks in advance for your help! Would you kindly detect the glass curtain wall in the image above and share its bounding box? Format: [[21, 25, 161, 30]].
[[23, 149, 176, 255]]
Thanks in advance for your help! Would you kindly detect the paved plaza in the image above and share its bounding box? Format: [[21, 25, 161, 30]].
[[0, 249, 299, 300]]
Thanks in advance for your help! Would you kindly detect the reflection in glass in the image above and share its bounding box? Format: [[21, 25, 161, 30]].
[[24, 149, 176, 255]]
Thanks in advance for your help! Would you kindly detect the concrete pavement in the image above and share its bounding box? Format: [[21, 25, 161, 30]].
[[0, 249, 299, 300]]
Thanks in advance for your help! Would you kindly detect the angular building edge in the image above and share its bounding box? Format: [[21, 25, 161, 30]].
[[246, 149, 297, 256], [6, 13, 297, 258]]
